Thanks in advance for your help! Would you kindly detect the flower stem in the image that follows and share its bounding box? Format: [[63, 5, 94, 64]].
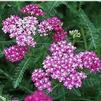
[[81, 28, 88, 50]]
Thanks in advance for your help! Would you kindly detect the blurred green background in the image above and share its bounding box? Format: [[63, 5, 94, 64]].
[[0, 1, 101, 101]]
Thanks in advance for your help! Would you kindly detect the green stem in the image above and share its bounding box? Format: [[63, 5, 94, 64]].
[[0, 40, 15, 44], [73, 38, 76, 45], [81, 28, 88, 50]]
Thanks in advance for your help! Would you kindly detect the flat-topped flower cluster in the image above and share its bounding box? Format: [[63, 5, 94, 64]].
[[4, 45, 28, 62], [2, 16, 38, 47], [32, 41, 101, 92]]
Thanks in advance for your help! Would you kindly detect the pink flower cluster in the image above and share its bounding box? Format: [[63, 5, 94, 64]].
[[47, 17, 67, 42], [38, 17, 61, 34], [3, 45, 28, 62], [53, 25, 67, 42], [20, 4, 44, 16], [2, 15, 38, 47], [32, 69, 52, 92], [77, 51, 101, 72], [38, 17, 67, 41], [2, 15, 20, 34], [43, 41, 87, 89], [32, 40, 101, 91], [24, 90, 53, 101]]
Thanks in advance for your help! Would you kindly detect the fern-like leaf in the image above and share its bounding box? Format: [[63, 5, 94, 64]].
[[13, 57, 31, 88]]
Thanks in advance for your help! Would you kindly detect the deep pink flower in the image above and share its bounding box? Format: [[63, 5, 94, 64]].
[[32, 69, 52, 92], [53, 30, 67, 42], [21, 4, 44, 16], [38, 17, 67, 41], [4, 45, 28, 62], [47, 17, 62, 27], [24, 90, 53, 101], [38, 17, 62, 36], [52, 24, 67, 42], [77, 51, 101, 72]]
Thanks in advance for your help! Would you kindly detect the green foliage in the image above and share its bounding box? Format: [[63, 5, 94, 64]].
[[13, 57, 31, 88], [0, 1, 101, 101]]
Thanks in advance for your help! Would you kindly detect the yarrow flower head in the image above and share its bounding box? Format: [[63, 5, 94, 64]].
[[38, 17, 67, 41], [53, 27, 67, 42], [21, 4, 44, 16], [32, 69, 52, 92], [77, 51, 101, 72], [3, 45, 28, 62], [24, 90, 53, 101], [38, 17, 62, 35], [43, 41, 87, 89], [47, 17, 67, 42], [2, 15, 38, 47]]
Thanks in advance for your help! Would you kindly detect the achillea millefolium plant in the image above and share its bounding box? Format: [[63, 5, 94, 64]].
[[0, 2, 101, 101]]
